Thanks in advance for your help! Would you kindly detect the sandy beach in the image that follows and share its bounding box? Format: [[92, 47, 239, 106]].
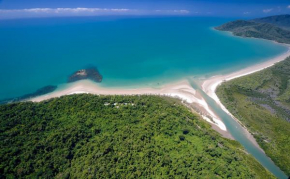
[[202, 46, 290, 113], [200, 46, 290, 149]]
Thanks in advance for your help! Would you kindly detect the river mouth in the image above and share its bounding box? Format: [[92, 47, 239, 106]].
[[189, 79, 287, 179]]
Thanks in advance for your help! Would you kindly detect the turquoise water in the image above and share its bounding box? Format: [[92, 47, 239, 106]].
[[0, 16, 287, 100], [0, 16, 288, 178]]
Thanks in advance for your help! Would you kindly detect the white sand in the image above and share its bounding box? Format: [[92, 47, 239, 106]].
[[200, 46, 290, 149], [202, 47, 290, 112], [30, 79, 227, 131]]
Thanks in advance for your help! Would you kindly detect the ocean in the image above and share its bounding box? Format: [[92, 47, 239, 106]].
[[0, 16, 287, 100]]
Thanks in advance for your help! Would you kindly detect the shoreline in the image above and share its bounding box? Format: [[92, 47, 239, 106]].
[[201, 45, 290, 149], [202, 46, 290, 109], [30, 79, 230, 138], [29, 45, 290, 142]]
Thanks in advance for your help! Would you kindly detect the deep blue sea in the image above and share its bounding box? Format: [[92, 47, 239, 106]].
[[0, 16, 288, 100]]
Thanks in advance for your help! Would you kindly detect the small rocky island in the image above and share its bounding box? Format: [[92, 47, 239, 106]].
[[68, 67, 103, 83]]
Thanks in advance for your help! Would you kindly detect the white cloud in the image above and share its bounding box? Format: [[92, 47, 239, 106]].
[[174, 10, 190, 14], [243, 12, 250, 15], [0, 7, 190, 19], [287, 5, 290, 9], [24, 8, 52, 13], [263, 9, 272, 13], [0, 8, 132, 14], [155, 9, 190, 14]]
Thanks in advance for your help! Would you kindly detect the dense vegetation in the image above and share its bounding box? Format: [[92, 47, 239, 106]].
[[215, 14, 290, 44], [252, 14, 290, 30], [216, 57, 290, 176], [0, 95, 274, 178]]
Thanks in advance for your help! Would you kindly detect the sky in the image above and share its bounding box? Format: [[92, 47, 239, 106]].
[[0, 0, 289, 19]]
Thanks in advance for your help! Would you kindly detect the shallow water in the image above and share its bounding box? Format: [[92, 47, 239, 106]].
[[0, 16, 287, 100]]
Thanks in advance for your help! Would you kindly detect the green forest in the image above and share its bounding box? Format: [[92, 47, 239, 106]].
[[216, 57, 290, 176], [215, 15, 290, 44], [0, 95, 274, 178]]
